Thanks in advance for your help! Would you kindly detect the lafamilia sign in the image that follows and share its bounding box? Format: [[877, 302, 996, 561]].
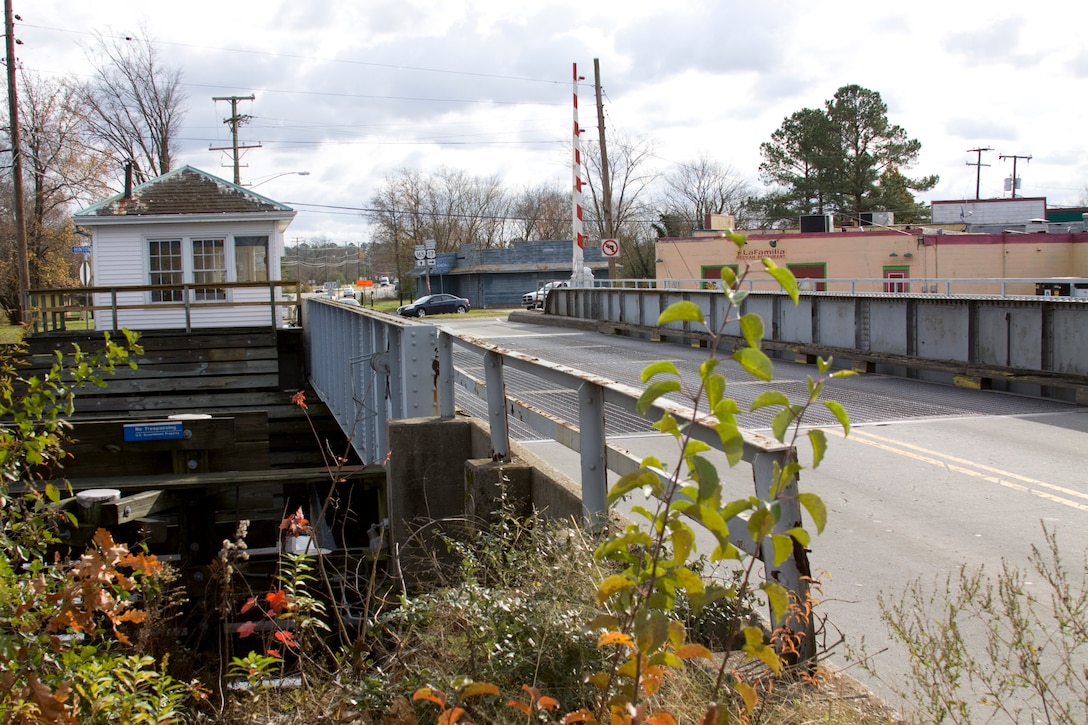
[[123, 422, 185, 442], [737, 247, 786, 260]]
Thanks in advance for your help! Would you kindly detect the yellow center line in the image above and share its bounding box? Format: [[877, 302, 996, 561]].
[[827, 428, 1088, 514]]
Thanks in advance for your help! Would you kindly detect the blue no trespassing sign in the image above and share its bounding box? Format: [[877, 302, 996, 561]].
[[123, 422, 185, 442]]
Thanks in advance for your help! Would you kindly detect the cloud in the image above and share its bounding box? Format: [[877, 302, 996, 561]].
[[945, 17, 1039, 67], [944, 118, 1018, 142]]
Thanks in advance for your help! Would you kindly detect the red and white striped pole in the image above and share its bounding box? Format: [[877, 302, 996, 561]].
[[571, 62, 586, 285]]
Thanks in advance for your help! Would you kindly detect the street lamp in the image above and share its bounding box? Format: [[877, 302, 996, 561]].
[[246, 171, 310, 189]]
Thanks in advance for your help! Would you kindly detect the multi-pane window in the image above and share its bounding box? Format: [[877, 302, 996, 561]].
[[149, 239, 183, 302], [192, 238, 227, 300], [234, 235, 270, 282]]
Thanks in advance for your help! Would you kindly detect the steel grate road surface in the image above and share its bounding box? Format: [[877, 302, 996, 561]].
[[452, 324, 1076, 442]]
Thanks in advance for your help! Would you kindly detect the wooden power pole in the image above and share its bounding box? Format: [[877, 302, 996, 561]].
[[593, 58, 615, 279], [965, 147, 993, 200], [210, 95, 261, 184], [5, 0, 29, 323]]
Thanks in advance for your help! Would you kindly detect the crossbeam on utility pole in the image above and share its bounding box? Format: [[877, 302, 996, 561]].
[[965, 147, 992, 200], [999, 153, 1032, 199], [210, 95, 261, 184]]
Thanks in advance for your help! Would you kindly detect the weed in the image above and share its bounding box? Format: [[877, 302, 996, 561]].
[[874, 525, 1088, 724]]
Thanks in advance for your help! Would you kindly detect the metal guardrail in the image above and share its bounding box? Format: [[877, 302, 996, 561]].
[[26, 281, 303, 334], [304, 298, 814, 659], [594, 276, 1088, 298]]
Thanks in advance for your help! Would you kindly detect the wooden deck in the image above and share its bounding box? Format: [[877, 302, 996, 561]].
[[21, 327, 383, 585]]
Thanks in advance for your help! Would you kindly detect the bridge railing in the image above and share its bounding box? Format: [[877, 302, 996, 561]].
[[26, 280, 303, 334], [594, 276, 1088, 298], [304, 298, 814, 659]]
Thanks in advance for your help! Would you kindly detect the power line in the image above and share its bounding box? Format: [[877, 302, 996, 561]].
[[21, 22, 567, 86]]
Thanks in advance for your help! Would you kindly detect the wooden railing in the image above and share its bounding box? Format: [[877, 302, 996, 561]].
[[26, 281, 304, 334]]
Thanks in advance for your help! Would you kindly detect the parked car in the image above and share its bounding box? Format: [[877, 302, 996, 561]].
[[397, 293, 471, 317], [522, 280, 568, 309]]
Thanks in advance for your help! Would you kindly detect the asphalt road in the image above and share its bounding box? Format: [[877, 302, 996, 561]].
[[440, 315, 1088, 719]]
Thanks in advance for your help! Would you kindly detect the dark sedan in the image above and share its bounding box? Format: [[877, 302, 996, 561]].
[[396, 293, 471, 317]]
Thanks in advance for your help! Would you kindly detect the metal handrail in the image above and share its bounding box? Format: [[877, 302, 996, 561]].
[[304, 299, 814, 660], [592, 276, 1088, 297], [26, 280, 304, 334]]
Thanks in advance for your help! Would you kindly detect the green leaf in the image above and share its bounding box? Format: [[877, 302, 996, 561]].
[[763, 258, 799, 303], [45, 483, 60, 503], [742, 625, 783, 675], [673, 566, 705, 595], [726, 288, 749, 307], [720, 266, 737, 287], [658, 301, 704, 326], [769, 534, 794, 566], [808, 428, 827, 468], [705, 372, 726, 409], [716, 423, 745, 467], [797, 492, 827, 533], [667, 524, 696, 566], [634, 609, 670, 654], [738, 313, 764, 349], [732, 347, 773, 382], [607, 469, 662, 506], [830, 369, 858, 379], [651, 412, 680, 437], [688, 454, 720, 501], [824, 400, 851, 436], [747, 507, 775, 542], [641, 360, 680, 382], [721, 497, 755, 521], [762, 581, 790, 625], [636, 379, 681, 416], [682, 439, 712, 458], [771, 406, 800, 442], [750, 390, 789, 412], [640, 455, 667, 471], [786, 526, 811, 547], [597, 574, 635, 606], [595, 528, 655, 559], [698, 357, 719, 380]]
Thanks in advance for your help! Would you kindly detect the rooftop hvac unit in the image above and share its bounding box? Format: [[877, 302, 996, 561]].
[[799, 213, 833, 233], [859, 211, 894, 227]]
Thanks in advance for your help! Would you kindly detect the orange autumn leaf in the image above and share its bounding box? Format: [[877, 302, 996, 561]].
[[273, 629, 297, 648]]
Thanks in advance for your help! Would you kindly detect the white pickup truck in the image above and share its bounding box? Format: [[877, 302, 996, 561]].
[[522, 280, 568, 309]]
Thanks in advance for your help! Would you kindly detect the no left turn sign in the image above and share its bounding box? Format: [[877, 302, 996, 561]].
[[601, 238, 619, 257]]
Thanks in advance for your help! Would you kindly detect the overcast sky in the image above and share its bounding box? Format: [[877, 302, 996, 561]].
[[18, 0, 1088, 244]]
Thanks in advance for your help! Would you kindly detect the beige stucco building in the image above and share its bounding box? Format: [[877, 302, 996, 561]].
[[655, 210, 1088, 297]]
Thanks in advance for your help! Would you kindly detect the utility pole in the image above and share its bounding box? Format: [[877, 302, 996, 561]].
[[999, 153, 1032, 199], [4, 0, 29, 323], [965, 147, 992, 200], [210, 95, 260, 184], [593, 58, 616, 280]]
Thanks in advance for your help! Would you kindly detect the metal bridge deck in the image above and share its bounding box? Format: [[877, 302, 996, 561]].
[[452, 325, 1075, 442]]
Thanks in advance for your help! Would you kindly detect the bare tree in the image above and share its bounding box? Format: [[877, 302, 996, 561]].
[[582, 134, 658, 278], [510, 183, 570, 241], [77, 29, 187, 184], [0, 70, 112, 311], [659, 154, 754, 234]]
